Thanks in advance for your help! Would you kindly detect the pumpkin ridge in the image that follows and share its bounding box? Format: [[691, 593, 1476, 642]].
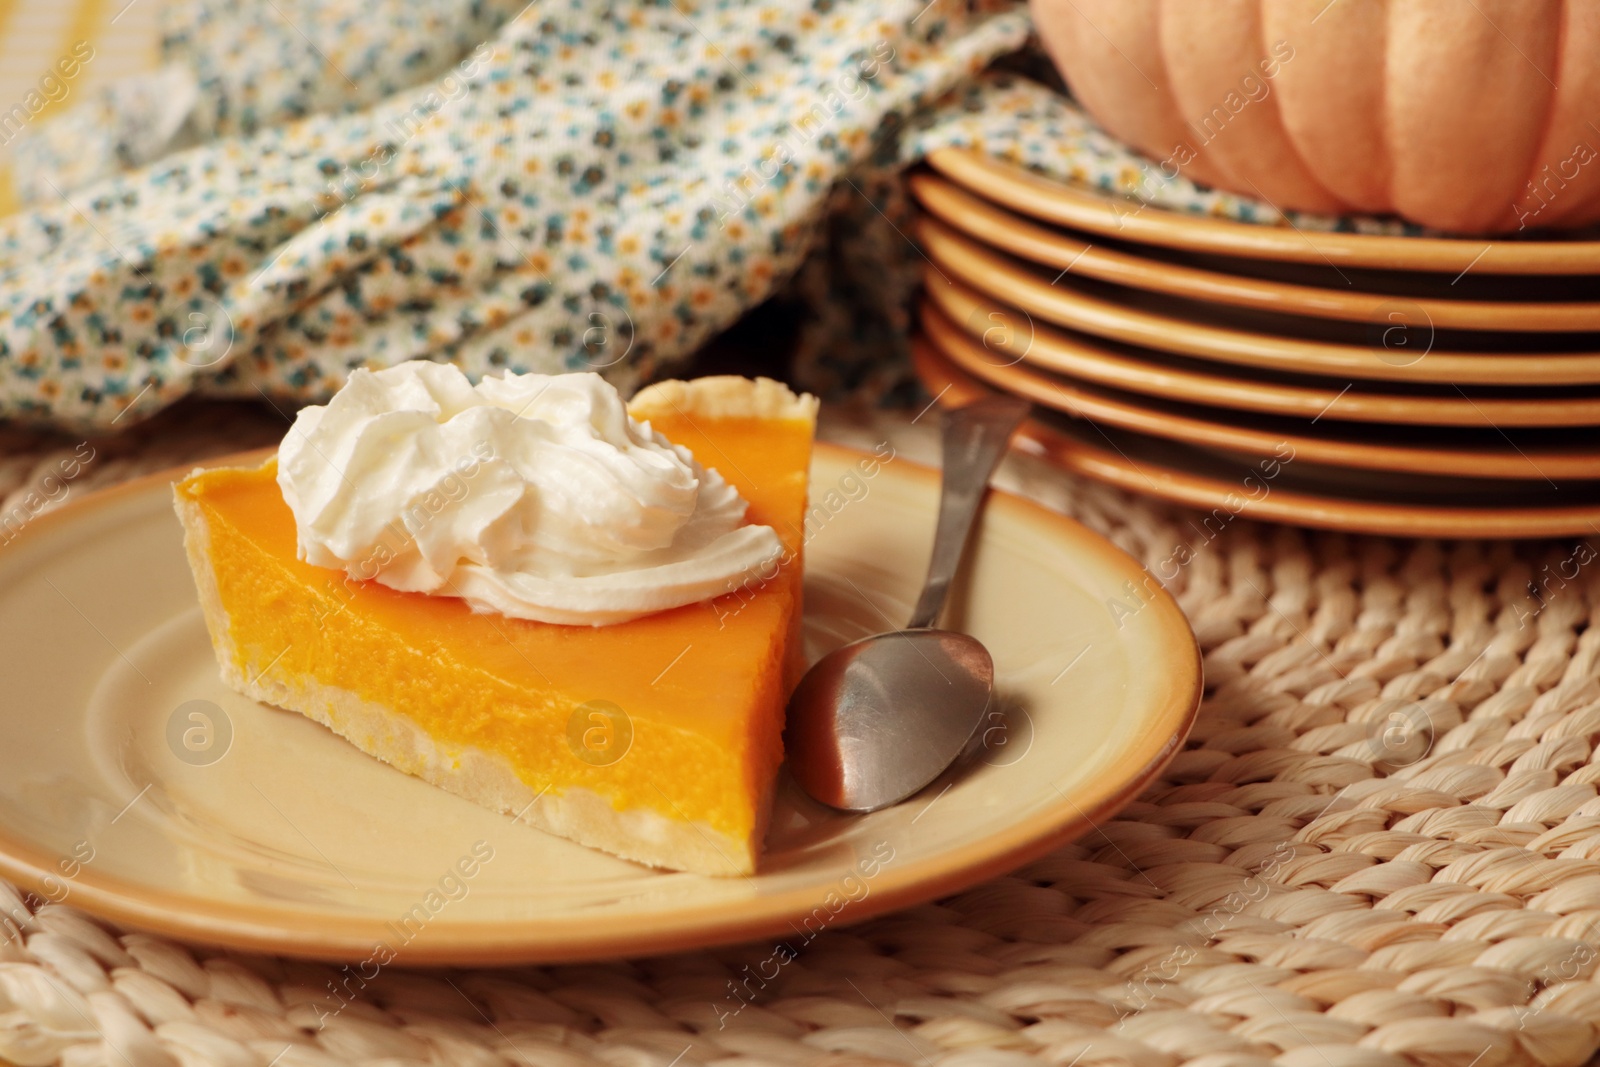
[[1509, 0, 1600, 232], [1269, 0, 1381, 216], [1032, 0, 1600, 232], [1251, 0, 1348, 216], [1159, 0, 1347, 215]]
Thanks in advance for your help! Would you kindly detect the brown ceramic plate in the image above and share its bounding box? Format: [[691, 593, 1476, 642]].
[[916, 216, 1600, 386], [910, 172, 1600, 333], [923, 275, 1600, 429], [924, 148, 1600, 275], [922, 302, 1600, 482], [915, 340, 1600, 539]]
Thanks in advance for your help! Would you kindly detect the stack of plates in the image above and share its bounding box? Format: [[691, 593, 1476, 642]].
[[910, 148, 1600, 538]]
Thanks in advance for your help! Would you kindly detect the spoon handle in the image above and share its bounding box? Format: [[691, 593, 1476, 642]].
[[907, 396, 1031, 630]]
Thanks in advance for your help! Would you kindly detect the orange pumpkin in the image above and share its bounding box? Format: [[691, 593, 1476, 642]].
[[1031, 0, 1600, 234]]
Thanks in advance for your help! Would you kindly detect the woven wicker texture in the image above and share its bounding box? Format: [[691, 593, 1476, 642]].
[[4, 402, 1600, 1067]]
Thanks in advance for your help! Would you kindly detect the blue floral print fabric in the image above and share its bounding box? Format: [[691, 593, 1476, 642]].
[[0, 0, 1387, 431]]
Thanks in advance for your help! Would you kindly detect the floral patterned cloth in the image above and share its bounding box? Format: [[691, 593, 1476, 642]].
[[0, 0, 1395, 432]]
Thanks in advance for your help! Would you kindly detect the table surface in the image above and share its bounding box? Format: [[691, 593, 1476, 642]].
[[2, 397, 1599, 1067]]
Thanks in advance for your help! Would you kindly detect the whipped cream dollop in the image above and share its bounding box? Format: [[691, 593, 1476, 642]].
[[276, 361, 783, 625]]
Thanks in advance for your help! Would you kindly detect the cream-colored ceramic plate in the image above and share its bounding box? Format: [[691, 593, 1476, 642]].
[[924, 148, 1600, 275], [910, 173, 1600, 334], [0, 443, 1200, 965], [916, 344, 1600, 539], [921, 308, 1600, 481], [924, 276, 1600, 428], [917, 216, 1600, 387]]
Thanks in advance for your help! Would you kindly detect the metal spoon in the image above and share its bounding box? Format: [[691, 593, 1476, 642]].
[[784, 395, 1031, 812]]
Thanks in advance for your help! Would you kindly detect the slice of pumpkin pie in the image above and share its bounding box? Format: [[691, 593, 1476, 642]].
[[173, 363, 817, 875]]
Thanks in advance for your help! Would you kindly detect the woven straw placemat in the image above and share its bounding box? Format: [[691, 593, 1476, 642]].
[[4, 399, 1600, 1067]]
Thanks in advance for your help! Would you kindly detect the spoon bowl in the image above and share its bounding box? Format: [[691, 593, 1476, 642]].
[[785, 628, 994, 812]]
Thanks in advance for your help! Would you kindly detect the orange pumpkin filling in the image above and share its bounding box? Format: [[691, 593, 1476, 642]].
[[173, 377, 816, 875]]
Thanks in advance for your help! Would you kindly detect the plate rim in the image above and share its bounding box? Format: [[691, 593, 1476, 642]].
[[923, 148, 1600, 276], [919, 303, 1600, 481], [909, 172, 1600, 335], [923, 274, 1600, 429], [0, 440, 1204, 964], [915, 214, 1600, 388], [915, 341, 1600, 539]]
